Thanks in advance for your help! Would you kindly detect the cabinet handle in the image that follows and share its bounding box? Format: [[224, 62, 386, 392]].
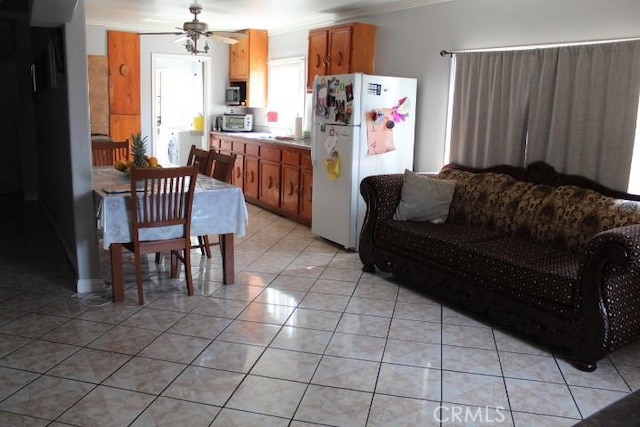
[[325, 55, 330, 65], [335, 51, 343, 67], [288, 182, 295, 196], [236, 166, 241, 179], [250, 171, 254, 183], [315, 54, 323, 68], [267, 176, 273, 189]]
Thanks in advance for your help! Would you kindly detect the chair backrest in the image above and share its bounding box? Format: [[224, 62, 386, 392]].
[[186, 144, 214, 175], [129, 165, 198, 243], [211, 151, 238, 183], [92, 140, 129, 166]]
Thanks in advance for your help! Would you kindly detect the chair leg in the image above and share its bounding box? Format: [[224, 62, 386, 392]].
[[203, 235, 212, 258], [170, 251, 178, 278], [184, 248, 194, 296], [134, 251, 144, 305]]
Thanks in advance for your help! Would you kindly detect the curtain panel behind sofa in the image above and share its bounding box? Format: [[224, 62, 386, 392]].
[[449, 50, 539, 168], [526, 40, 640, 191], [448, 39, 640, 191]]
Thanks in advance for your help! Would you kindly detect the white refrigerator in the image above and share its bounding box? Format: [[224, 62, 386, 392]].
[[311, 73, 417, 250]]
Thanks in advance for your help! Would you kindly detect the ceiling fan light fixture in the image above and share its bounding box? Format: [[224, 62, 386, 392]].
[[141, 4, 244, 52]]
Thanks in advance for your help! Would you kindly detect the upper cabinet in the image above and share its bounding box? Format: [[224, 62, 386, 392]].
[[307, 23, 376, 91], [229, 29, 268, 107]]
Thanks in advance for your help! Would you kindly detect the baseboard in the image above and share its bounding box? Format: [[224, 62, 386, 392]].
[[76, 278, 106, 294]]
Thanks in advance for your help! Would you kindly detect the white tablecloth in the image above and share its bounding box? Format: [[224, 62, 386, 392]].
[[93, 167, 248, 250]]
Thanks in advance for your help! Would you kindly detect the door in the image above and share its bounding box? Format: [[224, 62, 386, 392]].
[[300, 166, 313, 221], [307, 29, 328, 91], [244, 156, 259, 199], [281, 164, 300, 214], [152, 54, 211, 165], [229, 34, 249, 80], [328, 26, 352, 76], [108, 31, 140, 142], [260, 160, 281, 208], [311, 124, 359, 249]]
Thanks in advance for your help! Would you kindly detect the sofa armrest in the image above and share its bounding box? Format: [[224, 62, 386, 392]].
[[580, 224, 640, 358], [358, 174, 404, 271]]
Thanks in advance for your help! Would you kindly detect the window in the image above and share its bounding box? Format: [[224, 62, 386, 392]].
[[267, 57, 305, 134]]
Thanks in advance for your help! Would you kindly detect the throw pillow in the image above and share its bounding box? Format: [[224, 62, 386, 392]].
[[393, 169, 456, 223]]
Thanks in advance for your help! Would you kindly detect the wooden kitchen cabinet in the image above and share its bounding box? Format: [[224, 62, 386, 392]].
[[229, 29, 268, 107], [300, 154, 313, 221], [307, 23, 376, 91], [229, 36, 249, 80], [210, 132, 312, 224], [259, 160, 281, 208]]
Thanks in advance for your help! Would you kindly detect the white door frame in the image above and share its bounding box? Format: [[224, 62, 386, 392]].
[[150, 53, 212, 156]]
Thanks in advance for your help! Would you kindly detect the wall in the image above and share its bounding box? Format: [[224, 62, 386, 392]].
[[269, 0, 640, 172], [34, 0, 101, 292]]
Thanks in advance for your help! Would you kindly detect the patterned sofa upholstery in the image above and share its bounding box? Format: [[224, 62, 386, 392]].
[[359, 162, 640, 371]]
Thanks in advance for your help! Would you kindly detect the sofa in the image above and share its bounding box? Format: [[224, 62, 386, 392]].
[[359, 162, 640, 371]]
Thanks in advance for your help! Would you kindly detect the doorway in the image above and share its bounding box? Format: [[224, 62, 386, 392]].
[[151, 54, 211, 165]]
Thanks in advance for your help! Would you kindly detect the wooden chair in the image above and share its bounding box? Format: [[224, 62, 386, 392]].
[[124, 165, 198, 305], [156, 145, 214, 262], [211, 151, 238, 183], [92, 140, 129, 166], [187, 144, 214, 174], [196, 151, 238, 259]]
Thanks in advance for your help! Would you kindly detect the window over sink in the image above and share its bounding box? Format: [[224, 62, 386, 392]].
[[267, 57, 305, 136]]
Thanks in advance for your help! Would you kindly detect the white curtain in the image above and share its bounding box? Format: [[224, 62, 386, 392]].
[[449, 51, 539, 168], [526, 40, 640, 191]]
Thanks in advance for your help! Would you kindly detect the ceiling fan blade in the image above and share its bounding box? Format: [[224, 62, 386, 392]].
[[204, 31, 248, 44], [209, 31, 248, 39], [205, 33, 240, 45], [139, 31, 184, 36], [173, 35, 188, 43]]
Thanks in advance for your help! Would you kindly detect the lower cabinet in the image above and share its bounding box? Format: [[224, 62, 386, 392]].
[[281, 164, 301, 215], [244, 156, 259, 199], [259, 160, 281, 208], [210, 132, 312, 224], [300, 161, 313, 221]]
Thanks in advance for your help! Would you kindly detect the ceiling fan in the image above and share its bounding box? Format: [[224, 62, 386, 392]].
[[141, 4, 247, 55]]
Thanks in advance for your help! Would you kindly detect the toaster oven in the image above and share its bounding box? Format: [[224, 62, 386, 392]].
[[222, 114, 253, 132]]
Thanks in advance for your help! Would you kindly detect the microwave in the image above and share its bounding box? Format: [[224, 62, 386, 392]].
[[225, 86, 242, 105], [222, 114, 253, 132]]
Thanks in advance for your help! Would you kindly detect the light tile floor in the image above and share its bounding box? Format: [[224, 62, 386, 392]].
[[1, 196, 640, 426]]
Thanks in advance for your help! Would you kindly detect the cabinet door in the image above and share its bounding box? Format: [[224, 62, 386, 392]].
[[328, 25, 352, 76], [244, 156, 259, 199], [229, 36, 249, 80], [300, 167, 313, 221], [307, 29, 328, 91], [281, 164, 300, 214], [233, 153, 244, 189], [259, 160, 281, 208], [209, 134, 222, 150]]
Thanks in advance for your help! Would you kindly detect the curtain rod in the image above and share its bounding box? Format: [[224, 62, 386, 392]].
[[440, 36, 640, 58]]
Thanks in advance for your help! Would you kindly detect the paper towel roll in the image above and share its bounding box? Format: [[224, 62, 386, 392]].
[[294, 116, 303, 140]]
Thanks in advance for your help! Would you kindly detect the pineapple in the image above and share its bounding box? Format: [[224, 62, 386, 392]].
[[130, 132, 149, 168]]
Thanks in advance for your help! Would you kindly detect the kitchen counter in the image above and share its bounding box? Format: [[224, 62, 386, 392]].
[[212, 131, 311, 148]]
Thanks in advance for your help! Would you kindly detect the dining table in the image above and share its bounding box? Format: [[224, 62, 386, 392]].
[[92, 166, 249, 302]]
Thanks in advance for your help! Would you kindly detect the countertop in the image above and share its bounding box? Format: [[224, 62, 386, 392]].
[[211, 131, 311, 149]]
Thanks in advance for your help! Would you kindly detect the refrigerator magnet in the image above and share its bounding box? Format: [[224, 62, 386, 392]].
[[324, 150, 341, 182]]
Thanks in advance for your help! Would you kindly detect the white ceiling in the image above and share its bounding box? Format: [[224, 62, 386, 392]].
[[84, 0, 450, 34]]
